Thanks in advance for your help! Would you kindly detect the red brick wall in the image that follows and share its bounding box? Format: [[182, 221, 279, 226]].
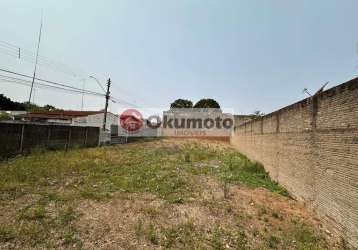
[[231, 77, 358, 247]]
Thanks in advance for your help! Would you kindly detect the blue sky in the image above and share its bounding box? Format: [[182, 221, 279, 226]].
[[0, 0, 357, 114]]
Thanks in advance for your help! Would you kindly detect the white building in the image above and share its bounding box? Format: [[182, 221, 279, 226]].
[[72, 112, 118, 131]]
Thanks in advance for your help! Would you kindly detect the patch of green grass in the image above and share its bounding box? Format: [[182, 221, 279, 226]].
[[56, 206, 76, 226], [0, 145, 194, 203], [266, 234, 280, 248], [17, 221, 48, 246], [162, 221, 196, 248], [0, 224, 15, 243], [79, 187, 111, 201], [62, 226, 81, 247], [17, 204, 46, 221], [209, 225, 224, 250], [7, 195, 79, 248], [0, 183, 25, 200], [145, 223, 158, 245], [223, 158, 289, 196], [133, 219, 159, 245], [184, 152, 191, 162], [293, 223, 326, 249], [181, 144, 289, 196], [0, 140, 288, 206], [234, 230, 248, 250], [39, 191, 60, 203], [279, 221, 328, 249], [141, 206, 161, 219]]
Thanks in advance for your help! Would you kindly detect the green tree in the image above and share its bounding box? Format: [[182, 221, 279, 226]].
[[43, 104, 57, 111], [23, 102, 61, 112], [193, 98, 221, 109], [0, 94, 60, 112], [0, 94, 25, 110], [170, 99, 193, 109]]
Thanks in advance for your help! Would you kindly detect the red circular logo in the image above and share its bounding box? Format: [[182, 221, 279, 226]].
[[120, 109, 143, 132]]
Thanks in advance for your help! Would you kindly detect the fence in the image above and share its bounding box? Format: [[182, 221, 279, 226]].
[[0, 121, 99, 158]]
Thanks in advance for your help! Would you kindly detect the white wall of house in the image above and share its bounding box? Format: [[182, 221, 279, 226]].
[[2, 111, 27, 120], [72, 112, 118, 130], [46, 119, 72, 124]]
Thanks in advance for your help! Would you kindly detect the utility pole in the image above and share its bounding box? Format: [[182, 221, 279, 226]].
[[28, 15, 43, 103], [102, 78, 111, 131], [81, 78, 86, 111]]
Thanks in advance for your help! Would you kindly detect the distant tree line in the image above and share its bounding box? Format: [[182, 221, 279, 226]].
[[170, 98, 266, 118], [0, 94, 60, 112], [170, 98, 221, 109]]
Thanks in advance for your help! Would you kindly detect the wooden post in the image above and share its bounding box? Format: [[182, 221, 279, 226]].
[[65, 127, 72, 151], [84, 127, 88, 147], [19, 124, 25, 153], [47, 126, 51, 147]]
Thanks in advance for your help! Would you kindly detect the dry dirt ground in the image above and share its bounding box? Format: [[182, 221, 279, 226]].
[[0, 139, 348, 249]]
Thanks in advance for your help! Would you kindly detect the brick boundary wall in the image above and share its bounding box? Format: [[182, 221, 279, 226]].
[[0, 122, 100, 158], [231, 77, 358, 247]]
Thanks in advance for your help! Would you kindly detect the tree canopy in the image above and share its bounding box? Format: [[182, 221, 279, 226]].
[[170, 98, 222, 110], [193, 98, 221, 109], [0, 94, 61, 112], [170, 99, 193, 109], [0, 94, 25, 111]]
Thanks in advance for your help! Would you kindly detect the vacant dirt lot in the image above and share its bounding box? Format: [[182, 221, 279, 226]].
[[0, 139, 346, 249]]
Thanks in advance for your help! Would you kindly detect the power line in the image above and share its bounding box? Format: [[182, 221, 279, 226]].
[[0, 68, 105, 97], [0, 75, 82, 94], [0, 41, 19, 49], [89, 76, 106, 93], [0, 68, 149, 108], [0, 46, 74, 74], [109, 96, 140, 108], [0, 49, 80, 88], [0, 40, 78, 72], [0, 70, 152, 113], [0, 49, 20, 59], [0, 40, 155, 110], [0, 39, 112, 84], [0, 49, 84, 84], [0, 44, 108, 94], [0, 74, 105, 97], [0, 40, 150, 105], [0, 40, 96, 81]]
